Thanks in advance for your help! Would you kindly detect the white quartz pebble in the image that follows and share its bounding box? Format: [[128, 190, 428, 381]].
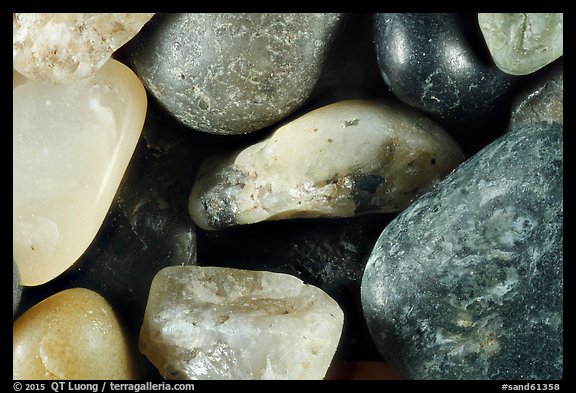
[[13, 59, 147, 286], [140, 266, 344, 380]]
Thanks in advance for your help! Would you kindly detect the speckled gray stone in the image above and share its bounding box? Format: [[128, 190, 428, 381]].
[[129, 13, 343, 135], [510, 60, 563, 127], [13, 260, 22, 317], [361, 121, 563, 380]]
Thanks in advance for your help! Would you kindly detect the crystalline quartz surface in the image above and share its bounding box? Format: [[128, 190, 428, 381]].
[[140, 266, 344, 380]]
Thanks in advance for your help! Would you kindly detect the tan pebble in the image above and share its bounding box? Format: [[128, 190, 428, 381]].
[[13, 288, 141, 380]]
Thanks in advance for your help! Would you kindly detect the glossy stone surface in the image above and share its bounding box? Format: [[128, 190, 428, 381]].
[[13, 260, 22, 317], [373, 13, 519, 141], [140, 266, 344, 380], [479, 13, 563, 76], [13, 59, 147, 286], [361, 122, 563, 379], [13, 13, 154, 84], [129, 13, 343, 134], [189, 99, 464, 230], [197, 215, 393, 361], [510, 60, 563, 127], [13, 288, 141, 380]]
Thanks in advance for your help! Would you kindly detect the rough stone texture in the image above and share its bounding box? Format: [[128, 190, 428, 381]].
[[13, 288, 141, 379], [13, 60, 147, 286], [140, 266, 344, 380], [479, 13, 563, 76], [129, 13, 343, 135], [13, 13, 154, 84], [373, 13, 520, 143], [197, 215, 393, 361], [13, 260, 22, 317], [189, 99, 464, 230], [361, 121, 563, 380], [510, 60, 563, 127]]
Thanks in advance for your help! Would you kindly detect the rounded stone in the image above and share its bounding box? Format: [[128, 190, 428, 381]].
[[361, 121, 563, 379], [13, 59, 147, 286], [128, 13, 343, 135], [13, 13, 155, 84], [13, 260, 22, 317], [13, 288, 141, 379], [478, 13, 563, 76], [373, 13, 519, 141], [189, 99, 464, 230]]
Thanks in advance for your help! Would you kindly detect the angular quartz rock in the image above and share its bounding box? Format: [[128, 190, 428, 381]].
[[361, 122, 563, 379], [189, 99, 464, 230], [13, 260, 22, 317], [510, 60, 563, 127], [140, 266, 344, 380], [13, 59, 147, 286], [128, 13, 343, 134], [373, 13, 520, 143], [13, 288, 141, 379], [13, 13, 155, 84], [479, 13, 563, 76]]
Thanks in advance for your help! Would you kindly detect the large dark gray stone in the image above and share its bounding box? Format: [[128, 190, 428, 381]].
[[361, 121, 563, 379], [129, 13, 343, 135]]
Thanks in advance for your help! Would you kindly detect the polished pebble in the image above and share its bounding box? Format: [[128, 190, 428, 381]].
[[13, 288, 141, 379], [373, 13, 519, 141], [189, 99, 464, 230], [13, 59, 147, 286]]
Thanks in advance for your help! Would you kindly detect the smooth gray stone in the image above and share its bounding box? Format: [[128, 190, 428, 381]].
[[361, 121, 563, 379], [13, 260, 22, 317], [129, 13, 343, 135], [510, 60, 563, 127]]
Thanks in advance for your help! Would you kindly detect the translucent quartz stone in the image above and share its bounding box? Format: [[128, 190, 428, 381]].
[[478, 13, 563, 76], [140, 266, 344, 380], [13, 59, 147, 286]]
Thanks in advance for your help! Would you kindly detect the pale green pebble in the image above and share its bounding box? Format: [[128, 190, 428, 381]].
[[478, 13, 563, 76]]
